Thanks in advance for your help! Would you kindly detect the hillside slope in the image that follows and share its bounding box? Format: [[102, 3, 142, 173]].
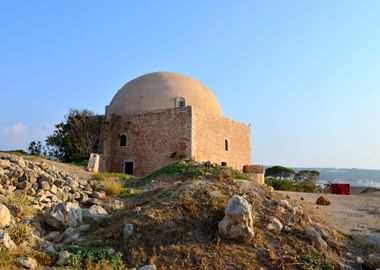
[[0, 154, 379, 269]]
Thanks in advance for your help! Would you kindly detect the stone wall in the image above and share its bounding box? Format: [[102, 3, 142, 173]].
[[99, 107, 192, 176], [192, 108, 252, 171], [99, 106, 252, 176]]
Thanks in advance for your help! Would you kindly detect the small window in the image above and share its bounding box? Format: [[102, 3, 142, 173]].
[[120, 134, 127, 146], [176, 97, 186, 108], [225, 139, 229, 151], [221, 162, 227, 166]]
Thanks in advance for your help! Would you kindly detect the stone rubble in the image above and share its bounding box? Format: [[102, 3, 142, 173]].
[[0, 153, 117, 260], [218, 195, 255, 242]]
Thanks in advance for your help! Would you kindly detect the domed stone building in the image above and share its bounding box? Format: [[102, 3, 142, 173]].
[[99, 72, 252, 177]]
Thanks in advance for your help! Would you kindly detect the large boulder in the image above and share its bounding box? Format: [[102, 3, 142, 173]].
[[0, 204, 11, 228], [45, 202, 82, 229], [218, 195, 254, 242], [82, 205, 110, 222]]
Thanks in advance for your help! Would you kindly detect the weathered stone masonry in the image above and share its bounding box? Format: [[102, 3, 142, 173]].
[[99, 107, 192, 177], [98, 72, 254, 177], [99, 106, 251, 177]]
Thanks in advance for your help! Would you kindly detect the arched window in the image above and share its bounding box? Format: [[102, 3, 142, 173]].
[[120, 134, 127, 146], [225, 139, 229, 151], [176, 97, 186, 108]]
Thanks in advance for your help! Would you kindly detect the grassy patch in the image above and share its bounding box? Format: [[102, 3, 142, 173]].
[[119, 188, 144, 198], [94, 172, 134, 181], [302, 253, 335, 270], [54, 246, 126, 270], [265, 178, 317, 192], [0, 248, 53, 270], [144, 162, 190, 180], [124, 161, 251, 188]]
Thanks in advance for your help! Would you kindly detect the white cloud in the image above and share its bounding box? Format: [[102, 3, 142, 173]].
[[1, 123, 27, 136], [0, 123, 53, 151]]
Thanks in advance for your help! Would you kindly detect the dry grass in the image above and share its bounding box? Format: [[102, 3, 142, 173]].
[[5, 192, 36, 218], [83, 163, 346, 269], [103, 178, 123, 196], [7, 223, 35, 246], [0, 248, 53, 270]]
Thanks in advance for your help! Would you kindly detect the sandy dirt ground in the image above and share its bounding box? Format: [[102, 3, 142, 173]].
[[280, 191, 380, 251]]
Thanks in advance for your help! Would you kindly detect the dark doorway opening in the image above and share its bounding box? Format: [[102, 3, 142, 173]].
[[221, 162, 227, 166], [124, 162, 134, 175]]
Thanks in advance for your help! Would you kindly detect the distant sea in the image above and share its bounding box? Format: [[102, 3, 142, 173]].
[[292, 167, 380, 187]]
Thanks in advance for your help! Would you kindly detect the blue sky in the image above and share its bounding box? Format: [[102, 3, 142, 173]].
[[1, 1, 379, 169]]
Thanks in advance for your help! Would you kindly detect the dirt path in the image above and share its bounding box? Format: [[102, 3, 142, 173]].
[[279, 191, 380, 251]]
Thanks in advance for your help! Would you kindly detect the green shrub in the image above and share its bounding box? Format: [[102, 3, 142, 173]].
[[54, 246, 126, 270], [265, 166, 295, 178], [302, 253, 335, 270], [265, 178, 317, 192], [70, 159, 89, 167]]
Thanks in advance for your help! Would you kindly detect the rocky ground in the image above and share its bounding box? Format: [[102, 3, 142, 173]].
[[280, 191, 380, 252], [0, 153, 379, 269]]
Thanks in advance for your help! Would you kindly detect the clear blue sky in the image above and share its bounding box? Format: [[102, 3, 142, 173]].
[[1, 1, 379, 169]]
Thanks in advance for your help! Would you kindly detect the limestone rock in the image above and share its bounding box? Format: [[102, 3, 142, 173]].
[[103, 198, 125, 212], [0, 229, 16, 250], [316, 196, 331, 205], [304, 227, 327, 249], [267, 217, 283, 233], [17, 257, 38, 269], [139, 265, 157, 270], [218, 195, 254, 242], [82, 205, 110, 222], [57, 251, 72, 265], [40, 181, 50, 191], [363, 253, 380, 269], [62, 227, 80, 244], [45, 231, 62, 242], [123, 223, 134, 239], [0, 204, 11, 228], [45, 202, 82, 229]]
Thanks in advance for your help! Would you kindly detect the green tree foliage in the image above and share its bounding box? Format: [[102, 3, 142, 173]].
[[264, 166, 295, 178], [265, 178, 317, 192], [46, 109, 103, 163], [293, 170, 320, 185], [28, 141, 46, 156]]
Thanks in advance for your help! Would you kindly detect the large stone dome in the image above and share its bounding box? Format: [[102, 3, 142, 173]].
[[106, 72, 223, 116]]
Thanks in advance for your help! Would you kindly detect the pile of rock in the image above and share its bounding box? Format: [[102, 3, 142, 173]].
[[0, 153, 124, 268], [218, 194, 341, 252], [0, 154, 107, 210]]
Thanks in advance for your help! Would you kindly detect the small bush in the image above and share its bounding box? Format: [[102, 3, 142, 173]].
[[70, 159, 89, 167], [54, 246, 126, 270], [103, 179, 123, 195], [7, 223, 35, 246], [302, 253, 335, 270]]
